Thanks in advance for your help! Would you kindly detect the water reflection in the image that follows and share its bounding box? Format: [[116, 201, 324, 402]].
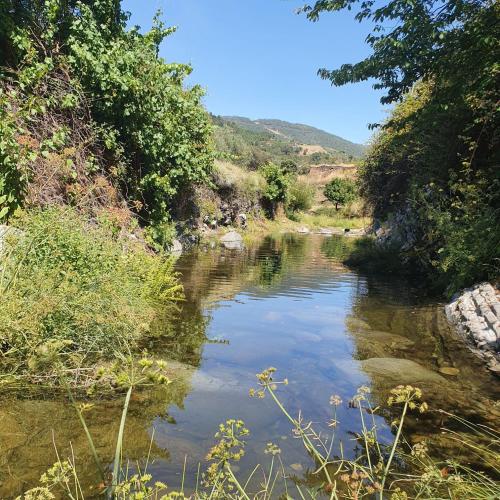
[[1, 234, 498, 497]]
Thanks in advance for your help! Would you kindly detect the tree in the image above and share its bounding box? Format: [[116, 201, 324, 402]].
[[302, 0, 499, 291], [0, 0, 213, 243], [260, 162, 291, 217], [324, 178, 357, 210], [300, 0, 498, 106]]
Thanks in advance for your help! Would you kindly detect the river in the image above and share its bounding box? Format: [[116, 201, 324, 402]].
[[1, 233, 498, 497]]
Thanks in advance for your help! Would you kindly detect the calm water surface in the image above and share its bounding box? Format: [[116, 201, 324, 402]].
[[1, 233, 498, 497]]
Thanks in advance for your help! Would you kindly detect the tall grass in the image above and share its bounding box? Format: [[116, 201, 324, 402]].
[[0, 208, 183, 387]]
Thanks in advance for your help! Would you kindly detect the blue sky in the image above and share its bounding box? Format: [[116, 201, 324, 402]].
[[122, 0, 389, 144]]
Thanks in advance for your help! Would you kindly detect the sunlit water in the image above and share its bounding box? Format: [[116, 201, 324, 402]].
[[1, 233, 498, 497]]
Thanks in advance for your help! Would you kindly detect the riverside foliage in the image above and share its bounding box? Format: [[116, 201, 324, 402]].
[[302, 0, 500, 292], [0, 208, 183, 385], [19, 369, 500, 498], [0, 0, 213, 243]]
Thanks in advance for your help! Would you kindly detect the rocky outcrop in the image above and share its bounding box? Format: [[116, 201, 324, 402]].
[[170, 239, 183, 256], [373, 204, 418, 251], [445, 283, 500, 373]]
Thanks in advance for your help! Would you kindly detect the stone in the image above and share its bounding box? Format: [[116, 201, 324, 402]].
[[238, 213, 247, 228], [361, 357, 446, 385], [492, 304, 500, 318], [484, 310, 497, 328], [220, 230, 244, 250], [296, 226, 310, 234], [170, 239, 182, 256], [445, 281, 500, 372], [438, 367, 460, 376]]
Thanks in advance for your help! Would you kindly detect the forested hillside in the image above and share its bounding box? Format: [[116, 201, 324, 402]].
[[213, 115, 364, 170]]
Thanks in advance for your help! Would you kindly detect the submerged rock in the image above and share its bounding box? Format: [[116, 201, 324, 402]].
[[220, 230, 244, 250], [438, 366, 460, 376], [361, 357, 446, 385]]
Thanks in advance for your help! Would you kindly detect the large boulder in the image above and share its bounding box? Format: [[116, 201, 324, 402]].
[[220, 230, 244, 250]]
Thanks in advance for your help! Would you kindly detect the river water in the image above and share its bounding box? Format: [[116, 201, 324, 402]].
[[1, 233, 498, 497]]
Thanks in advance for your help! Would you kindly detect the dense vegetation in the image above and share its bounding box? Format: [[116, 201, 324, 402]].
[[303, 0, 499, 292], [0, 208, 182, 386], [0, 0, 213, 246]]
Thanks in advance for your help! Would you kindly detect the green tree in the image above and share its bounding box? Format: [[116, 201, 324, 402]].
[[301, 0, 498, 105], [260, 162, 291, 217], [0, 0, 213, 244], [324, 178, 357, 210], [303, 0, 499, 292]]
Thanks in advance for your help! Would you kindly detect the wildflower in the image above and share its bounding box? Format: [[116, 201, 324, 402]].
[[329, 394, 342, 406], [411, 441, 428, 458], [78, 402, 94, 412], [264, 442, 281, 455], [390, 488, 408, 499]]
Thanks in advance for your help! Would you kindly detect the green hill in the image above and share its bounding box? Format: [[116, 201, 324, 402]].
[[221, 116, 366, 159]]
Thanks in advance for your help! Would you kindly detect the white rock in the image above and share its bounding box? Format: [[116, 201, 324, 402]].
[[170, 239, 182, 256], [220, 231, 244, 250]]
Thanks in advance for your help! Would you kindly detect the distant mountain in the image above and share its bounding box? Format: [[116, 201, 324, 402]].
[[221, 116, 366, 159]]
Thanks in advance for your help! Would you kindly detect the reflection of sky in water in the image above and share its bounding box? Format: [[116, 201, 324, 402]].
[[150, 235, 499, 492], [150, 243, 396, 489]]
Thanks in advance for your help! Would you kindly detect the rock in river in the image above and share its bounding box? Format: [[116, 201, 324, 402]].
[[361, 357, 446, 385], [170, 238, 183, 256], [220, 230, 244, 250]]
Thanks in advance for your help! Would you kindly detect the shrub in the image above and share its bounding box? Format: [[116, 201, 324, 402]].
[[0, 208, 183, 381], [260, 163, 290, 203], [0, 1, 213, 242], [286, 180, 314, 213], [360, 79, 500, 293], [324, 178, 357, 210]]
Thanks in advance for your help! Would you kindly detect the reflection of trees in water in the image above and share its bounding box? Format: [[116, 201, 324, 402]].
[[257, 234, 309, 287], [0, 375, 194, 498], [320, 235, 355, 261]]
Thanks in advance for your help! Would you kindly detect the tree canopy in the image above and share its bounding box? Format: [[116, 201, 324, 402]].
[[0, 0, 213, 244], [324, 178, 357, 210], [301, 0, 498, 105]]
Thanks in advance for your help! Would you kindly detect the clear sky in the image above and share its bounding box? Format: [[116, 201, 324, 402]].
[[122, 0, 388, 144]]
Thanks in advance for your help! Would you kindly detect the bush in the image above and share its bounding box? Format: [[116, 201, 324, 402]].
[[260, 162, 291, 217], [0, 1, 213, 242], [324, 178, 357, 210], [360, 79, 500, 293], [286, 180, 314, 213], [0, 208, 183, 381]]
